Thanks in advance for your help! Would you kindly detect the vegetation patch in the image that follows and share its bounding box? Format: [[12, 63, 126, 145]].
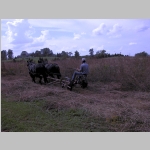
[[1, 98, 112, 132], [1, 57, 150, 132]]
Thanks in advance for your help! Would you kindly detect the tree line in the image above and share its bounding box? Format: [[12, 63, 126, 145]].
[[1, 48, 81, 60], [1, 47, 149, 60]]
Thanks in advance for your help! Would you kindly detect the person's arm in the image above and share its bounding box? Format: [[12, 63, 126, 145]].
[[76, 64, 82, 72], [76, 68, 80, 72]]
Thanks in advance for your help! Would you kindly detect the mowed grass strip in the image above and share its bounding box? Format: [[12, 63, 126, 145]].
[[1, 99, 112, 132]]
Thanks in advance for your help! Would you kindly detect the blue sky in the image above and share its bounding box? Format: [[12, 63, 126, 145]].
[[1, 19, 150, 57]]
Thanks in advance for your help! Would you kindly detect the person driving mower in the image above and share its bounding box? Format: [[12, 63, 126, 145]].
[[68, 58, 89, 90]]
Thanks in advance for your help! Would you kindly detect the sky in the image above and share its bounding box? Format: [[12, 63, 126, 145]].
[[1, 19, 150, 57]]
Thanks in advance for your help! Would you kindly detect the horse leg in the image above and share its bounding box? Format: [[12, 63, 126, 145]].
[[50, 74, 55, 78], [43, 76, 48, 84], [29, 72, 36, 83], [57, 74, 61, 79], [39, 75, 42, 84], [32, 77, 34, 82]]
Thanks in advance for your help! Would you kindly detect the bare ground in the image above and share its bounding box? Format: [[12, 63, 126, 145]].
[[1, 75, 150, 132]]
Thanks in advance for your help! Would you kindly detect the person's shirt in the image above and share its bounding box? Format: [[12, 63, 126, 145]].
[[80, 62, 89, 75]]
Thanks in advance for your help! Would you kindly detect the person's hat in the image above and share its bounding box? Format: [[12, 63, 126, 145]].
[[82, 58, 86, 61]]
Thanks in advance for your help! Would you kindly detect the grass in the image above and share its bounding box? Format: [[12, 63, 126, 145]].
[[1, 56, 150, 132], [1, 98, 112, 132]]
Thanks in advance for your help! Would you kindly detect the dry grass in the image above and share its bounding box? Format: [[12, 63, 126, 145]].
[[1, 75, 150, 131], [1, 57, 150, 131]]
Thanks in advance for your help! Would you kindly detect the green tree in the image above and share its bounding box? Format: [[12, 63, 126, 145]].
[[1, 50, 7, 60], [35, 50, 41, 57], [57, 53, 61, 57], [89, 48, 94, 56], [61, 51, 68, 58], [30, 52, 35, 57], [41, 48, 53, 57], [135, 51, 149, 57], [74, 50, 80, 58], [68, 52, 73, 57], [7, 49, 13, 59], [21, 51, 28, 58], [95, 50, 107, 58]]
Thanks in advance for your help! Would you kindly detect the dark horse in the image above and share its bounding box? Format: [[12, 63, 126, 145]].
[[27, 59, 48, 84], [38, 57, 61, 79]]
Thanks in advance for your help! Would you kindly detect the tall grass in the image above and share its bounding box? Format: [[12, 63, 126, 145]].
[[1, 60, 28, 76], [1, 56, 150, 91]]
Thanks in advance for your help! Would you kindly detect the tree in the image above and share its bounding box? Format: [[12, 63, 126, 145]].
[[49, 49, 53, 56], [68, 52, 73, 57], [61, 51, 68, 58], [34, 50, 41, 57], [57, 53, 61, 57], [7, 49, 13, 59], [41, 48, 53, 57], [1, 50, 7, 60], [95, 50, 107, 58], [74, 50, 80, 58], [135, 51, 149, 57], [21, 51, 28, 57], [89, 48, 94, 56], [30, 52, 35, 57]]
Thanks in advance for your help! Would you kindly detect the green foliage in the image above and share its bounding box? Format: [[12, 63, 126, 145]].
[[61, 51, 68, 58], [34, 50, 41, 57], [21, 51, 28, 57], [41, 48, 53, 57], [1, 50, 7, 60], [1, 99, 111, 132], [7, 49, 13, 60], [89, 48, 94, 56], [74, 50, 80, 58], [135, 51, 149, 57]]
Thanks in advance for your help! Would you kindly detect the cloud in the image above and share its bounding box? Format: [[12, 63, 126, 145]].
[[73, 33, 81, 40], [81, 32, 86, 35], [6, 19, 33, 44], [79, 48, 87, 52], [107, 24, 123, 35], [1, 19, 150, 57], [33, 30, 49, 43], [129, 42, 137, 45], [92, 23, 106, 35], [96, 45, 104, 50], [136, 25, 150, 32]]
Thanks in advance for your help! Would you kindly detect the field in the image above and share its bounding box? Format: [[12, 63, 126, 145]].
[[1, 56, 150, 132]]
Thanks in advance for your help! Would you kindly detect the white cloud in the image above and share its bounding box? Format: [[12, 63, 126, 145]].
[[73, 33, 81, 40], [90, 45, 96, 49], [108, 34, 122, 38], [96, 45, 104, 50], [33, 30, 49, 43], [6, 19, 24, 27], [5, 19, 33, 45], [81, 32, 86, 35], [79, 48, 86, 52], [107, 24, 123, 35], [92, 23, 106, 35], [129, 42, 137, 45], [1, 35, 14, 50], [136, 25, 150, 32]]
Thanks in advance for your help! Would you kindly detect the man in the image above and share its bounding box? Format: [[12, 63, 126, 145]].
[[68, 58, 89, 89]]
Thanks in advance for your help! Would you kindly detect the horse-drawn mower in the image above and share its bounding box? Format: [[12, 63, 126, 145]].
[[47, 74, 88, 91], [27, 58, 88, 91]]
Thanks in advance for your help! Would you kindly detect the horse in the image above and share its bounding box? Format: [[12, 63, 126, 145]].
[[27, 59, 48, 84], [38, 57, 61, 79]]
